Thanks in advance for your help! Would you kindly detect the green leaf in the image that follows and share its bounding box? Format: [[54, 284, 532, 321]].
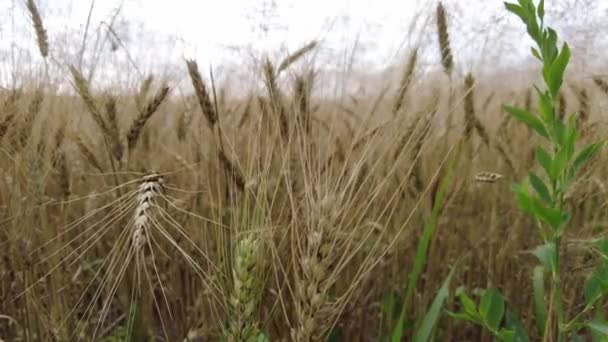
[[587, 321, 608, 335], [551, 145, 570, 181], [529, 173, 552, 204], [456, 287, 479, 319], [512, 183, 536, 216], [548, 43, 570, 98], [392, 142, 462, 342], [592, 310, 608, 342], [531, 47, 542, 61], [536, 89, 555, 126], [504, 3, 527, 22], [536, 147, 553, 180], [534, 243, 556, 272], [447, 311, 477, 323], [505, 311, 530, 342], [413, 266, 457, 342], [597, 239, 608, 259], [497, 329, 515, 342], [569, 141, 603, 180], [537, 0, 544, 20], [533, 201, 566, 230], [504, 105, 548, 138], [479, 288, 505, 331], [532, 266, 547, 336], [584, 264, 608, 306], [570, 334, 587, 342], [256, 332, 270, 342]]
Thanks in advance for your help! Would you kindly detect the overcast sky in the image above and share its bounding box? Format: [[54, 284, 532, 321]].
[[1, 0, 607, 87]]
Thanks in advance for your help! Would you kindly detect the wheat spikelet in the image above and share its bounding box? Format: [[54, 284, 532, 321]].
[[135, 74, 155, 112], [263, 59, 289, 138], [218, 151, 245, 192], [475, 172, 504, 183], [436, 2, 453, 76], [74, 136, 104, 172], [463, 72, 476, 140], [293, 73, 312, 135], [176, 109, 192, 141], [69, 65, 110, 137], [227, 235, 261, 341], [277, 40, 318, 75], [126, 85, 170, 151], [524, 88, 533, 111], [186, 59, 217, 128], [0, 91, 21, 141], [13, 88, 43, 149], [291, 195, 339, 341], [54, 150, 70, 200], [26, 0, 48, 58], [593, 77, 608, 95], [133, 173, 164, 251], [392, 48, 418, 116], [237, 96, 253, 129], [576, 87, 589, 126]]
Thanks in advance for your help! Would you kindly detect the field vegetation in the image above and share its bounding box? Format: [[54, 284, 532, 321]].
[[1, 0, 607, 341]]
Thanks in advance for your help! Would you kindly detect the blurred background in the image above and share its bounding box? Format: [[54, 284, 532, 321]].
[[2, 0, 607, 92]]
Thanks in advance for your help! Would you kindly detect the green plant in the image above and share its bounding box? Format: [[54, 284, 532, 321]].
[[450, 1, 606, 341], [385, 142, 462, 341]]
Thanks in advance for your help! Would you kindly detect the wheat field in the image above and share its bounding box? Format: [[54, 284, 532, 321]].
[[1, 1, 607, 341]]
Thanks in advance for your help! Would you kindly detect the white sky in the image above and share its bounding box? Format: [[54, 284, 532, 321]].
[[1, 0, 607, 88]]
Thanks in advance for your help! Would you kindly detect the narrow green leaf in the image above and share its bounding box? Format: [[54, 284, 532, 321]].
[[536, 89, 555, 126], [591, 310, 608, 342], [505, 311, 530, 342], [512, 183, 536, 216], [536, 147, 553, 180], [569, 141, 603, 180], [548, 43, 570, 98], [587, 321, 608, 335], [498, 329, 515, 342], [531, 47, 542, 61], [456, 288, 479, 319], [413, 266, 457, 342], [551, 145, 570, 181], [392, 142, 463, 341], [597, 239, 608, 259], [529, 173, 551, 204], [532, 266, 547, 336], [534, 243, 556, 273], [479, 288, 505, 331], [504, 3, 527, 21], [584, 264, 608, 306], [533, 201, 565, 230], [504, 105, 548, 138]]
